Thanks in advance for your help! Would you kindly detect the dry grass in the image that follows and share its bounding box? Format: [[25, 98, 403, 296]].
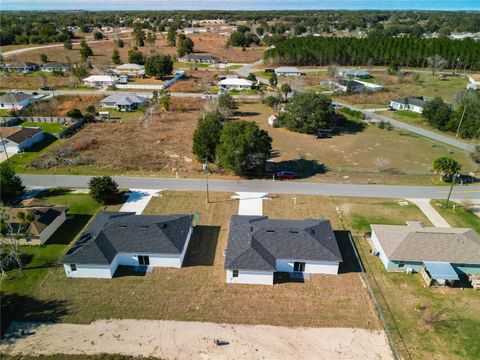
[[22, 95, 105, 116], [30, 98, 205, 173], [237, 102, 474, 184], [32, 191, 381, 330], [0, 72, 75, 90]]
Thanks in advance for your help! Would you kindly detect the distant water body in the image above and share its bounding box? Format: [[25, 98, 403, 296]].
[[1, 0, 479, 11]]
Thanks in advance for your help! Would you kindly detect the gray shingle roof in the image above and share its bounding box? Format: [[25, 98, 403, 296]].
[[371, 223, 480, 264], [225, 216, 342, 271], [62, 212, 193, 265], [100, 94, 147, 106]]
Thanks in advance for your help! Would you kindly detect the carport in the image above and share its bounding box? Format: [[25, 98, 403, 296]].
[[423, 261, 459, 286]]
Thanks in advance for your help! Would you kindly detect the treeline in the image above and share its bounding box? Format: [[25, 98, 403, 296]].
[[265, 36, 480, 70], [2, 10, 480, 46]]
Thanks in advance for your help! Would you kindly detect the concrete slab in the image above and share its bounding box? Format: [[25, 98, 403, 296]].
[[406, 198, 451, 228], [120, 189, 164, 215], [232, 192, 268, 216]]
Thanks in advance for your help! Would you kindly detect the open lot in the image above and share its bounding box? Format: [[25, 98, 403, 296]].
[[333, 71, 469, 108], [0, 72, 75, 90], [27, 191, 381, 330], [238, 103, 474, 185], [22, 95, 105, 117]]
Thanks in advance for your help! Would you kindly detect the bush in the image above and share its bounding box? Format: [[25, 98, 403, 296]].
[[263, 95, 281, 109], [66, 108, 83, 119], [88, 176, 119, 205]]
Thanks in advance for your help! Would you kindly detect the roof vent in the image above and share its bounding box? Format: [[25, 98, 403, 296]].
[[266, 230, 275, 233], [140, 225, 149, 229], [118, 225, 127, 228], [250, 226, 253, 232], [289, 230, 299, 234]]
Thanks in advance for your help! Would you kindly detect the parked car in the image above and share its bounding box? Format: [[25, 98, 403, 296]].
[[315, 129, 333, 139], [40, 86, 54, 91], [275, 171, 297, 180]]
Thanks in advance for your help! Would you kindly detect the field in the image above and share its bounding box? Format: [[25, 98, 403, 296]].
[[23, 191, 424, 329], [0, 72, 75, 90], [333, 71, 469, 107], [21, 95, 105, 117], [238, 103, 474, 184], [24, 98, 204, 175]]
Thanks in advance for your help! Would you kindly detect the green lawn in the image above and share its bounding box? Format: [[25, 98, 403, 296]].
[[8, 136, 59, 173], [431, 200, 480, 232], [0, 109, 12, 116], [21, 121, 63, 134], [252, 71, 273, 80], [226, 89, 259, 95], [227, 64, 243, 70], [1, 189, 101, 334], [174, 61, 210, 69]]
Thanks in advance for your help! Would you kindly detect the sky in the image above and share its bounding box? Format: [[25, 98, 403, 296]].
[[1, 0, 479, 11]]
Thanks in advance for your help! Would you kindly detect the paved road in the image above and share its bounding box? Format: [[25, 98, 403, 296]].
[[20, 174, 480, 200], [235, 59, 269, 85], [335, 102, 475, 153]]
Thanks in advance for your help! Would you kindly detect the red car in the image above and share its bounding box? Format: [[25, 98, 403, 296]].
[[275, 171, 297, 180]]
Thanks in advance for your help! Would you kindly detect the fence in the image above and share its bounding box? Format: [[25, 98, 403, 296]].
[[0, 116, 83, 139]]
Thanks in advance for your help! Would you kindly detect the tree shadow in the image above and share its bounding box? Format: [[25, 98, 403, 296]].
[[25, 133, 57, 152], [333, 118, 366, 136], [267, 158, 327, 179], [36, 187, 73, 199], [335, 230, 363, 274], [233, 110, 261, 117], [183, 225, 221, 267], [1, 291, 70, 337]]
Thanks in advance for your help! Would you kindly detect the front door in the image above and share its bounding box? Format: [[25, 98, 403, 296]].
[[138, 255, 150, 266], [293, 261, 305, 272]]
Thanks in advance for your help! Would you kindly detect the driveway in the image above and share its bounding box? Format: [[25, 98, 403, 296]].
[[232, 192, 268, 215], [406, 198, 451, 227], [120, 189, 163, 215]]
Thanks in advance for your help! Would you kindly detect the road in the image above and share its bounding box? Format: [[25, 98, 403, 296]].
[[235, 59, 269, 84], [20, 174, 480, 200], [335, 102, 475, 153]]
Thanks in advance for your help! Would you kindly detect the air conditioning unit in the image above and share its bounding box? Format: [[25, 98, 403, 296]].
[[405, 268, 413, 274]]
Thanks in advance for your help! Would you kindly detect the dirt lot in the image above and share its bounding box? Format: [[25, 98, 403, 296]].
[[29, 98, 204, 173], [237, 103, 474, 184], [167, 70, 216, 93], [29, 191, 380, 330], [0, 72, 75, 90], [7, 32, 265, 68], [22, 95, 105, 116]]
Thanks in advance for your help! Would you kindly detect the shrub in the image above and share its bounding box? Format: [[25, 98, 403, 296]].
[[88, 176, 119, 205]]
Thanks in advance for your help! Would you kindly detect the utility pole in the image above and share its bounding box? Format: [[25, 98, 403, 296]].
[[446, 174, 460, 209], [203, 158, 209, 204], [0, 130, 9, 162], [456, 105, 467, 138]]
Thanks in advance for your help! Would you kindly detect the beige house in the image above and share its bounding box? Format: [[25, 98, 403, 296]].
[[2, 199, 68, 245]]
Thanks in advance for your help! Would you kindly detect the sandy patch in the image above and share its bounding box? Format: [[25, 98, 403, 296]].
[[1, 319, 393, 360]]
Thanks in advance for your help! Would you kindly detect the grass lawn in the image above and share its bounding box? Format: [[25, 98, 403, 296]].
[[8, 136, 60, 173], [252, 71, 273, 80], [105, 109, 145, 124], [236, 103, 474, 185], [1, 188, 102, 334], [21, 122, 63, 134], [174, 61, 210, 69], [227, 89, 259, 95], [431, 200, 480, 232], [0, 109, 12, 116], [31, 191, 382, 330], [226, 64, 243, 70]]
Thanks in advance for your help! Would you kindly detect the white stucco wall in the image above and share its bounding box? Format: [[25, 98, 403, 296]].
[[276, 259, 339, 275], [226, 269, 274, 285], [179, 227, 193, 266], [64, 263, 115, 279], [370, 230, 390, 270], [39, 211, 67, 244], [410, 105, 423, 113]]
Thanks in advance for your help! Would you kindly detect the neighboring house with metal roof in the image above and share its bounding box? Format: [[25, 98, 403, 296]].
[[370, 221, 480, 283], [83, 75, 118, 88], [100, 93, 147, 111], [40, 62, 70, 72], [224, 215, 342, 285], [0, 127, 44, 153], [389, 97, 426, 113], [0, 92, 36, 110], [114, 63, 145, 77], [61, 212, 194, 278], [338, 69, 371, 79], [2, 199, 68, 245], [178, 53, 219, 64], [5, 62, 39, 73], [275, 67, 301, 76], [219, 78, 253, 90]]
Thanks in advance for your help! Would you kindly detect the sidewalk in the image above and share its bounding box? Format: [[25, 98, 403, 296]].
[[232, 192, 268, 215], [406, 198, 451, 227]]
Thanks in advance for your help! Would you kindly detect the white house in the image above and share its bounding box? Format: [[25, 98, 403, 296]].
[[5, 62, 39, 73], [338, 69, 371, 79], [370, 222, 480, 284], [467, 74, 480, 90], [219, 78, 253, 90], [330, 79, 365, 93], [114, 63, 145, 77], [0, 92, 36, 111], [100, 93, 147, 111], [224, 216, 342, 285], [0, 127, 45, 154], [274, 67, 301, 76], [83, 75, 118, 88], [3, 199, 68, 245], [61, 212, 194, 278], [389, 97, 426, 113], [40, 62, 70, 73]]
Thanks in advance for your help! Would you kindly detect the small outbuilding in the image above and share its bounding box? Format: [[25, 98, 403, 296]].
[[267, 115, 278, 127], [275, 67, 301, 77]]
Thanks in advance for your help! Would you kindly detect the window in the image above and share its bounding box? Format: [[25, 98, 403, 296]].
[[293, 261, 306, 272], [232, 270, 239, 278], [70, 264, 77, 272], [398, 263, 405, 269], [138, 255, 150, 266]]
